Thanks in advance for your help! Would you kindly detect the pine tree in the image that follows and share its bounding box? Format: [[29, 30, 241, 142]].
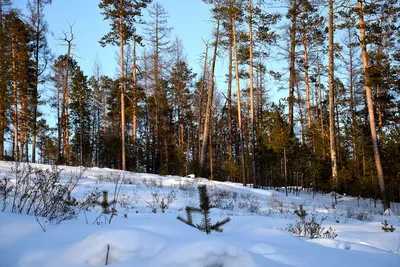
[[70, 66, 92, 166], [177, 185, 231, 234], [0, 0, 12, 160], [99, 0, 152, 170], [26, 0, 52, 163]]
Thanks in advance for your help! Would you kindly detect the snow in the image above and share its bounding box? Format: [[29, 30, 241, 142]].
[[0, 161, 399, 267]]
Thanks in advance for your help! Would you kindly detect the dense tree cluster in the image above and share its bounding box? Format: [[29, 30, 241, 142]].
[[0, 0, 399, 209]]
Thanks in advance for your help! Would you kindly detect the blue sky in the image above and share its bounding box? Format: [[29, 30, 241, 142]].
[[15, 0, 215, 79], [13, 0, 288, 117]]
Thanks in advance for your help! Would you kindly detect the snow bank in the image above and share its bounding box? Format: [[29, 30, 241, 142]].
[[147, 239, 285, 267], [19, 227, 167, 267]]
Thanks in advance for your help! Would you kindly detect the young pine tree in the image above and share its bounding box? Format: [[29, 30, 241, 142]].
[[177, 185, 231, 234]]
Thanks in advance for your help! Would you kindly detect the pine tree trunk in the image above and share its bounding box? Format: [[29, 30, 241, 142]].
[[200, 21, 219, 176], [348, 27, 359, 166], [328, 0, 338, 199], [357, 0, 389, 211], [303, 33, 311, 129], [31, 0, 40, 163], [248, 0, 257, 187], [288, 0, 297, 137], [0, 0, 4, 160], [197, 42, 208, 161], [132, 40, 138, 170], [227, 0, 234, 169], [11, 35, 18, 161], [232, 15, 246, 186], [296, 81, 306, 144], [20, 84, 27, 162], [119, 0, 126, 171], [63, 40, 71, 166]]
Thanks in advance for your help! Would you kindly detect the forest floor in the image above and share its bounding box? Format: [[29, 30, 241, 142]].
[[0, 161, 399, 267]]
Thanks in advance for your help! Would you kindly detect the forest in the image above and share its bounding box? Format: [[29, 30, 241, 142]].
[[0, 0, 399, 209]]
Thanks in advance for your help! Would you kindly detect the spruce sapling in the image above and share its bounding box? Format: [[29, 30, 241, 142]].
[[95, 190, 116, 214], [381, 220, 396, 232], [177, 185, 231, 234]]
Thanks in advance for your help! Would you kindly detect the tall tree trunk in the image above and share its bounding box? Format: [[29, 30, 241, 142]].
[[31, 0, 40, 163], [288, 0, 297, 136], [200, 20, 219, 176], [132, 40, 138, 170], [20, 82, 27, 162], [232, 14, 246, 186], [303, 32, 311, 129], [227, 0, 233, 167], [248, 0, 257, 187], [62, 36, 72, 166], [357, 0, 389, 211], [296, 81, 306, 144], [119, 0, 126, 171], [11, 36, 18, 161], [197, 42, 208, 160], [0, 0, 4, 160], [328, 0, 338, 200], [348, 27, 359, 166]]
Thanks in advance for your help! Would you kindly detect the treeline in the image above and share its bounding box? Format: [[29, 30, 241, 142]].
[[0, 0, 399, 207]]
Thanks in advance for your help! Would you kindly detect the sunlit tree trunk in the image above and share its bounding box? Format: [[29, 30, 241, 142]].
[[248, 0, 257, 187], [200, 20, 219, 176], [288, 0, 297, 136], [357, 0, 389, 211], [132, 40, 138, 170], [119, 0, 126, 170], [11, 35, 18, 160], [232, 14, 246, 186], [197, 42, 208, 160], [328, 0, 338, 200]]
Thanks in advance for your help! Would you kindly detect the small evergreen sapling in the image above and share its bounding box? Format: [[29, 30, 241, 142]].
[[286, 205, 337, 239], [381, 220, 396, 232], [177, 185, 231, 234], [95, 190, 117, 215]]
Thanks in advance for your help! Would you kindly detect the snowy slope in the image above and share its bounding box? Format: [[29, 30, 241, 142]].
[[0, 161, 399, 267]]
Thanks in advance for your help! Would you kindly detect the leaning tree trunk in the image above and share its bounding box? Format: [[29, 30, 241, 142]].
[[357, 0, 389, 211], [200, 20, 220, 176], [197, 42, 208, 161]]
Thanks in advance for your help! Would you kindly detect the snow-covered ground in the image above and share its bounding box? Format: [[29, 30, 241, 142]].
[[0, 161, 399, 267]]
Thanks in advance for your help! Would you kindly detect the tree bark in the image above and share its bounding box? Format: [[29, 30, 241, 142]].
[[11, 35, 18, 161], [119, 0, 126, 170], [232, 14, 246, 186], [132, 40, 138, 170], [288, 0, 297, 137], [248, 0, 257, 187], [200, 20, 219, 176], [303, 32, 311, 129], [328, 0, 338, 199], [62, 28, 73, 166], [197, 42, 208, 161], [357, 0, 389, 211]]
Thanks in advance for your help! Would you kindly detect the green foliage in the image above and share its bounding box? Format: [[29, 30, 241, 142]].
[[294, 205, 307, 220], [177, 185, 231, 234], [381, 220, 396, 232], [99, 0, 152, 46], [94, 190, 117, 215]]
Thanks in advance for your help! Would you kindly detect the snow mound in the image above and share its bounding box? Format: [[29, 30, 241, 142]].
[[308, 239, 389, 254], [20, 227, 167, 267], [147, 239, 286, 267]]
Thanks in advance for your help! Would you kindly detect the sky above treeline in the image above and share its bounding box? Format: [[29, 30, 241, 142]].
[[14, 0, 216, 82]]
